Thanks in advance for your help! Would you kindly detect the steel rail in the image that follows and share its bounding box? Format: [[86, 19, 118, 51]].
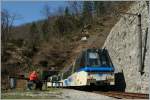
[[94, 91, 149, 99]]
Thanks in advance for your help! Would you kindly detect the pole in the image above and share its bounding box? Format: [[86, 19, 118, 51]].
[[137, 14, 143, 74]]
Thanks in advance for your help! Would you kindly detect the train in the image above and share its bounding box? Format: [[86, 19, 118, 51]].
[[47, 48, 115, 87]]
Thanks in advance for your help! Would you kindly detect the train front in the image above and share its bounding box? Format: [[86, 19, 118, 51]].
[[77, 48, 115, 86]]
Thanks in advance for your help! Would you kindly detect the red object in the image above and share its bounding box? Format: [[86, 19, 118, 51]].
[[29, 71, 38, 81], [80, 63, 84, 66]]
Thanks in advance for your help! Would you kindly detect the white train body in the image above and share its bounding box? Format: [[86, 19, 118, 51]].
[[47, 71, 115, 87], [47, 48, 115, 87], [61, 71, 115, 87]]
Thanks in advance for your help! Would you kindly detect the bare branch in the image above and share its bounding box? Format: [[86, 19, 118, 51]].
[[42, 4, 51, 19], [68, 1, 82, 16], [1, 9, 20, 46]]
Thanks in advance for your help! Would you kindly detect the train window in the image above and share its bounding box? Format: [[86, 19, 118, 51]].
[[74, 51, 86, 71], [80, 56, 85, 67], [74, 57, 85, 71], [88, 52, 101, 67], [100, 50, 110, 66], [89, 52, 98, 59]]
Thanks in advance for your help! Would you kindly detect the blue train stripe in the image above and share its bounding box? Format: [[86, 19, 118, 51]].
[[78, 66, 114, 72]]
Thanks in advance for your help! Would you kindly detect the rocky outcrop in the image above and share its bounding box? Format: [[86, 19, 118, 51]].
[[103, 1, 149, 93]]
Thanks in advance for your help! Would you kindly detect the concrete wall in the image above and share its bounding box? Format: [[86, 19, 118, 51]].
[[103, 1, 149, 93]]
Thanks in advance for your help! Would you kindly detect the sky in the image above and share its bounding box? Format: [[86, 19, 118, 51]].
[[2, 1, 68, 26]]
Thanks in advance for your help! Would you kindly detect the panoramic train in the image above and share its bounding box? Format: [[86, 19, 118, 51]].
[[47, 48, 115, 87]]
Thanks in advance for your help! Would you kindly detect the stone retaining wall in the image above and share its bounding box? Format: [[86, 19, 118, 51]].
[[103, 1, 149, 93]]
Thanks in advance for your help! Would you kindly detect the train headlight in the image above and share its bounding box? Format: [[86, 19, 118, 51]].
[[88, 73, 91, 76], [87, 73, 94, 79], [88, 75, 93, 79], [106, 75, 114, 80]]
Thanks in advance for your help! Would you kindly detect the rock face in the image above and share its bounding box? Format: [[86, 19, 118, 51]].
[[103, 1, 149, 93]]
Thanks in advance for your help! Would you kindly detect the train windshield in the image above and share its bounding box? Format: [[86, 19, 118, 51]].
[[88, 52, 100, 66], [75, 49, 113, 71], [87, 49, 111, 67]]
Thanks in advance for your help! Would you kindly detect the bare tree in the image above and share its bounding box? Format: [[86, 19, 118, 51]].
[[41, 4, 53, 40], [68, 1, 82, 16], [42, 4, 51, 20], [1, 9, 20, 62], [57, 6, 65, 16], [1, 9, 19, 47]]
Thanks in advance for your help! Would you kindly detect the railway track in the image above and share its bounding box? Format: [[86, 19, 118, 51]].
[[94, 91, 149, 99], [52, 86, 149, 99]]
